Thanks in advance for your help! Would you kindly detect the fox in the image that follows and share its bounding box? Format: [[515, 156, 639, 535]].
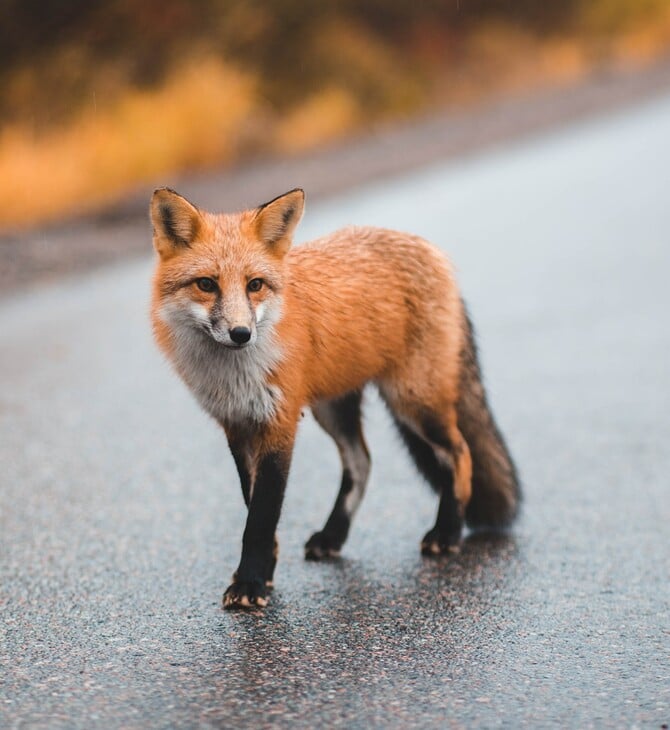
[[150, 186, 520, 609]]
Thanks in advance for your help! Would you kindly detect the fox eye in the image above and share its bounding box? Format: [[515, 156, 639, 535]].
[[196, 277, 218, 293], [247, 278, 263, 293]]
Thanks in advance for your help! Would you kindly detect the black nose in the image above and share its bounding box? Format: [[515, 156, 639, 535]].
[[229, 326, 251, 345]]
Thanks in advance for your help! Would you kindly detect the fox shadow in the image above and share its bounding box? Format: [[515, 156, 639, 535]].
[[318, 529, 520, 612], [207, 529, 521, 707]]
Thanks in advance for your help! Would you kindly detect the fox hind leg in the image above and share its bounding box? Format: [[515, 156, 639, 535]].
[[306, 390, 370, 560], [389, 400, 472, 556]]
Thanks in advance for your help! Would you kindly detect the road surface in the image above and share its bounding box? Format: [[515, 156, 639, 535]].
[[1, 93, 669, 728]]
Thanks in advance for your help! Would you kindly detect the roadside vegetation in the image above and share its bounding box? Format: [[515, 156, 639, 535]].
[[1, 0, 669, 228]]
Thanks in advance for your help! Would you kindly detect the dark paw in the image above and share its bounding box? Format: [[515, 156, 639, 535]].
[[232, 571, 275, 590], [222, 579, 268, 609], [304, 531, 342, 561], [421, 528, 462, 557]]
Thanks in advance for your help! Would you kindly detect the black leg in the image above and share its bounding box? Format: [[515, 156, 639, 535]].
[[394, 420, 464, 555], [421, 484, 464, 556], [306, 392, 370, 560], [228, 441, 252, 507], [227, 438, 279, 586], [305, 468, 356, 559], [223, 448, 291, 609]]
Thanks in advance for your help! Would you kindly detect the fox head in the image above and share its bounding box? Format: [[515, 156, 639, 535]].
[[150, 187, 304, 350]]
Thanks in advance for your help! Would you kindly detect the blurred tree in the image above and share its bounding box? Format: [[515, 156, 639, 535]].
[[0, 0, 667, 226], [0, 0, 591, 126]]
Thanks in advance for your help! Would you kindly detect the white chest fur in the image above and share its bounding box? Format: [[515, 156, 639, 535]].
[[165, 319, 282, 425]]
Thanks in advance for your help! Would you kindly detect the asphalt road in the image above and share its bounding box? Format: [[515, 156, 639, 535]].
[[1, 94, 669, 729]]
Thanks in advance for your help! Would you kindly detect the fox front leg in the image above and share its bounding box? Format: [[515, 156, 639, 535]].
[[226, 434, 254, 508], [226, 433, 280, 592], [223, 436, 294, 610]]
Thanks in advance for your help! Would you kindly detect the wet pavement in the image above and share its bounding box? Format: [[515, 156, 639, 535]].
[[1, 92, 669, 728]]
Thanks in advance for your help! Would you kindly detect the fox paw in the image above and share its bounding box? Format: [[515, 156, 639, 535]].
[[222, 579, 268, 609], [304, 531, 342, 561], [421, 528, 462, 557]]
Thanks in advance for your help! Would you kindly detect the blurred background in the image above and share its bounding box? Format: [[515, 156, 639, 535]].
[[1, 0, 669, 231]]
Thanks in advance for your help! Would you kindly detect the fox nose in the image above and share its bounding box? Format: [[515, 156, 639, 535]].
[[229, 326, 251, 345]]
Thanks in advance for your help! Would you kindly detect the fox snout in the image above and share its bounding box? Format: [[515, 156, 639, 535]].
[[208, 313, 256, 348], [201, 289, 258, 348]]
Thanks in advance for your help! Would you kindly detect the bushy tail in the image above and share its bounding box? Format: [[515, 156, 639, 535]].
[[458, 308, 521, 529]]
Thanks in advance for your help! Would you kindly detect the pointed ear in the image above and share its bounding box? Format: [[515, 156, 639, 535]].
[[150, 188, 202, 258], [253, 188, 304, 255]]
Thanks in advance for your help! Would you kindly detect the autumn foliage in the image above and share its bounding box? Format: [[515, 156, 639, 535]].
[[1, 0, 669, 228]]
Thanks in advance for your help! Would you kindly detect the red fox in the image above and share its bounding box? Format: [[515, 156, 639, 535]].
[[150, 187, 520, 609]]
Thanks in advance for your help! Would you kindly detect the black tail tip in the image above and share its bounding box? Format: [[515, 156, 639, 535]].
[[465, 476, 521, 530]]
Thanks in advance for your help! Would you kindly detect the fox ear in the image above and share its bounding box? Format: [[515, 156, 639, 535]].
[[253, 188, 304, 255], [150, 188, 202, 257]]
